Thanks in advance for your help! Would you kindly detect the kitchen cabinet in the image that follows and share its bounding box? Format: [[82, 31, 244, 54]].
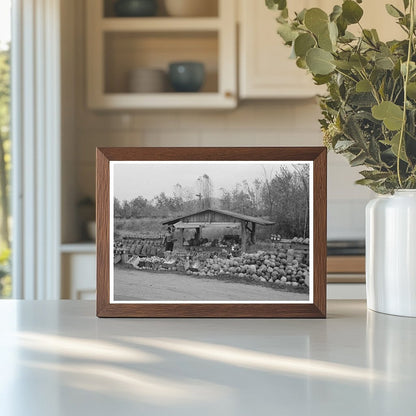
[[239, 0, 325, 99], [86, 0, 237, 109], [61, 245, 96, 300], [238, 0, 404, 99]]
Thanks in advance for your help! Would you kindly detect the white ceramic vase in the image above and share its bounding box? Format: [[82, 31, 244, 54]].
[[366, 190, 416, 317]]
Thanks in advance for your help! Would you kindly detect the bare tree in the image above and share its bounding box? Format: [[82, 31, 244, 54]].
[[197, 174, 213, 209], [262, 165, 274, 218], [173, 183, 183, 200]]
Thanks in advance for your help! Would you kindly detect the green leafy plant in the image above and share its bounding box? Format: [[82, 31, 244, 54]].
[[0, 247, 11, 298], [266, 0, 416, 193]]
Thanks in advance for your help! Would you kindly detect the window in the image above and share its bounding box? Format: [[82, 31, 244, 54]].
[[0, 0, 11, 298]]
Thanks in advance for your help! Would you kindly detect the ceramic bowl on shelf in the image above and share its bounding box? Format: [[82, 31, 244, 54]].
[[168, 62, 205, 92], [164, 0, 218, 17], [114, 0, 158, 17], [128, 68, 167, 93], [86, 221, 96, 242]]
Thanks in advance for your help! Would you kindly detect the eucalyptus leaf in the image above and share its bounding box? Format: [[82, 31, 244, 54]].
[[370, 66, 386, 85], [344, 114, 367, 147], [409, 109, 416, 137], [342, 0, 364, 24], [363, 29, 376, 46], [328, 21, 338, 44], [269, 0, 415, 193], [360, 170, 392, 180], [294, 33, 316, 58], [372, 101, 404, 130], [385, 4, 404, 17], [306, 48, 335, 75], [356, 79, 372, 93], [334, 140, 355, 151], [339, 31, 356, 43], [371, 29, 380, 42], [380, 44, 393, 55], [276, 14, 288, 24], [393, 60, 402, 79], [375, 55, 395, 70], [277, 23, 298, 43], [350, 152, 368, 167], [318, 27, 334, 52], [330, 5, 342, 22], [296, 57, 308, 69], [348, 92, 377, 107], [304, 8, 329, 35], [350, 54, 368, 70], [407, 82, 416, 99], [313, 74, 332, 85], [333, 60, 353, 70], [336, 15, 348, 36], [266, 0, 287, 11], [369, 136, 382, 163], [355, 178, 377, 186], [378, 78, 386, 99], [399, 14, 411, 29], [382, 132, 409, 162], [401, 61, 416, 76], [296, 8, 307, 23]]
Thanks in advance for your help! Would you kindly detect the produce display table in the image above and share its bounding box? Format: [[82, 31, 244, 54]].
[[0, 300, 415, 415]]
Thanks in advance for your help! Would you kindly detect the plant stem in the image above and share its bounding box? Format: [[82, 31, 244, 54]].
[[334, 68, 358, 84], [397, 0, 415, 188], [359, 69, 381, 104]]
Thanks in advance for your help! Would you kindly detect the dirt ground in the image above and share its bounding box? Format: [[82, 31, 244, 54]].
[[114, 268, 309, 302]]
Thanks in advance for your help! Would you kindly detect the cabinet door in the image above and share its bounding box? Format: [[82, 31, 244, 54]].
[[239, 0, 405, 100], [239, 0, 326, 99], [358, 0, 404, 41], [62, 253, 96, 300]]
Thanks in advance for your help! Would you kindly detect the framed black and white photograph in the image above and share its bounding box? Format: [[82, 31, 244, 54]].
[[96, 147, 327, 317]]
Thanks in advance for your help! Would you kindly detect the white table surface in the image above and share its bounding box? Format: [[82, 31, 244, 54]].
[[0, 300, 415, 416]]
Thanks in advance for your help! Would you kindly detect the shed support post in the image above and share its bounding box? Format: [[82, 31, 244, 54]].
[[179, 229, 184, 247], [241, 221, 247, 252], [251, 222, 256, 244]]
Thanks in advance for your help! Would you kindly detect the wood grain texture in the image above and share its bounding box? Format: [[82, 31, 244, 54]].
[[327, 274, 365, 284], [96, 147, 327, 318], [96, 148, 110, 317], [327, 256, 365, 274]]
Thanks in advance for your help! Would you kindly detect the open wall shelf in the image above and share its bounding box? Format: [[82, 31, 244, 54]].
[[104, 31, 219, 94], [103, 0, 219, 18], [86, 0, 236, 109]]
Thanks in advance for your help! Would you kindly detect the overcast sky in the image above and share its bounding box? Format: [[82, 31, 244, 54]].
[[112, 161, 309, 201]]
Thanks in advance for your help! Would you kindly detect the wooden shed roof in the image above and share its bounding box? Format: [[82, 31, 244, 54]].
[[163, 208, 275, 226]]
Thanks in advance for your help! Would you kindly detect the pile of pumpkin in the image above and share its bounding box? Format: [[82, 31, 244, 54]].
[[291, 237, 309, 245], [116, 237, 165, 258], [127, 248, 309, 288], [185, 250, 309, 288]]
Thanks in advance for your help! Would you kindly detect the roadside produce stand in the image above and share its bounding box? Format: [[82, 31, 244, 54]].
[[114, 208, 310, 290], [163, 208, 275, 252]]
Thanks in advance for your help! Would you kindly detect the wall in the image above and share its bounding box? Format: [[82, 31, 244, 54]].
[[62, 0, 374, 243]]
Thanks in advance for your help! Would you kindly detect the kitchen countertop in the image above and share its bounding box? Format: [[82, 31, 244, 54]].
[[0, 300, 415, 415]]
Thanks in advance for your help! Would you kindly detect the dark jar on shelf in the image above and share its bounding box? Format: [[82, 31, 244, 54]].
[[114, 0, 158, 17]]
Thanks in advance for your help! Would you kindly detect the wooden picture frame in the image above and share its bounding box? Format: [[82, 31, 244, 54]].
[[96, 147, 327, 318]]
